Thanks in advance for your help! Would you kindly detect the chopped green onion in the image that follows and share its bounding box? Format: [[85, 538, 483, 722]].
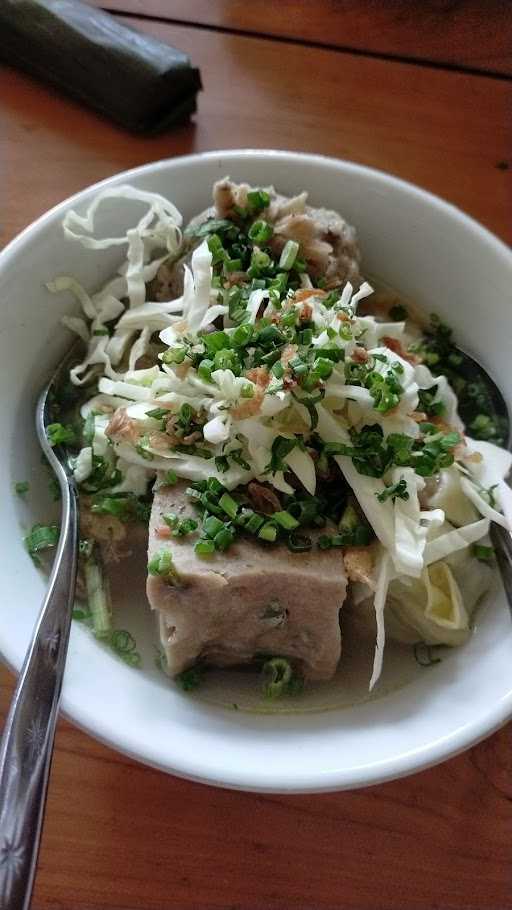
[[202, 331, 231, 354], [207, 477, 225, 496], [232, 323, 254, 347], [473, 544, 494, 562], [161, 347, 187, 364], [195, 538, 216, 557], [240, 383, 255, 398], [271, 361, 285, 379], [258, 522, 278, 542], [215, 455, 230, 473], [174, 518, 198, 537], [281, 309, 298, 328], [279, 240, 299, 270], [219, 492, 239, 520], [82, 411, 97, 445], [376, 477, 409, 503], [368, 373, 403, 414], [313, 357, 334, 379], [229, 449, 251, 470], [177, 664, 204, 691], [261, 657, 303, 698], [91, 493, 150, 523], [262, 656, 292, 697], [248, 220, 274, 244], [418, 386, 446, 417], [79, 455, 122, 493], [299, 328, 313, 346], [46, 422, 76, 447], [161, 470, 178, 487], [214, 526, 236, 551], [14, 481, 29, 496], [185, 446, 213, 460], [136, 443, 154, 461], [315, 346, 342, 363], [188, 217, 238, 239], [197, 358, 214, 382], [339, 503, 359, 532], [291, 390, 324, 430], [24, 523, 59, 565], [207, 233, 227, 264], [317, 535, 333, 550], [439, 432, 461, 450], [267, 435, 298, 473], [146, 407, 169, 420], [214, 348, 241, 374], [273, 511, 300, 531], [162, 512, 178, 529], [225, 257, 242, 273], [199, 492, 223, 516], [203, 515, 225, 538], [228, 286, 247, 325], [289, 355, 307, 375], [247, 189, 271, 212], [245, 513, 265, 534], [148, 549, 177, 582], [72, 606, 91, 622], [248, 249, 272, 278], [110, 630, 141, 667], [286, 533, 312, 553], [82, 544, 112, 639], [256, 324, 285, 348]]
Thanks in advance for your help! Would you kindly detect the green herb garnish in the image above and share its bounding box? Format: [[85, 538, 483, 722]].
[[473, 544, 494, 562], [46, 422, 76, 447], [148, 549, 177, 582], [262, 657, 303, 698], [109, 630, 141, 667], [14, 481, 29, 496], [91, 492, 150, 523], [376, 477, 409, 503], [177, 664, 204, 691], [24, 523, 60, 566]]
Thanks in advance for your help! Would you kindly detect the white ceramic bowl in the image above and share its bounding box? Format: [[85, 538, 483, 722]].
[[1, 150, 512, 793]]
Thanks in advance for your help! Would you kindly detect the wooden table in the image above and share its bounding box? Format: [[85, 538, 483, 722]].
[[1, 4, 511, 908]]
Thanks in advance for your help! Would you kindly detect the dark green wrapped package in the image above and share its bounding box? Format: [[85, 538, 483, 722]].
[[0, 0, 202, 133]]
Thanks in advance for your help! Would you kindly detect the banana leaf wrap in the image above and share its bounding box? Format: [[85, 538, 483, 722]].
[[0, 0, 202, 133]]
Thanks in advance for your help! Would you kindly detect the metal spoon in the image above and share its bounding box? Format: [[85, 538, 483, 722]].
[[450, 350, 512, 606], [0, 346, 80, 910]]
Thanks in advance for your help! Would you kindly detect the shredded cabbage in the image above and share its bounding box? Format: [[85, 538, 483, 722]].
[[369, 552, 392, 690]]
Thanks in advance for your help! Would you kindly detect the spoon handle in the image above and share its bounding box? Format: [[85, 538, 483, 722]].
[[492, 523, 512, 612], [0, 479, 79, 910]]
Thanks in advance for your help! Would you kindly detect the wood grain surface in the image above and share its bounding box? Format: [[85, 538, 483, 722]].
[[2, 18, 511, 248], [1, 10, 511, 910], [1, 662, 512, 910], [88, 0, 512, 77]]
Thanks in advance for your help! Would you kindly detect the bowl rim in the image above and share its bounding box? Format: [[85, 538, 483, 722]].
[[2, 148, 512, 793]]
